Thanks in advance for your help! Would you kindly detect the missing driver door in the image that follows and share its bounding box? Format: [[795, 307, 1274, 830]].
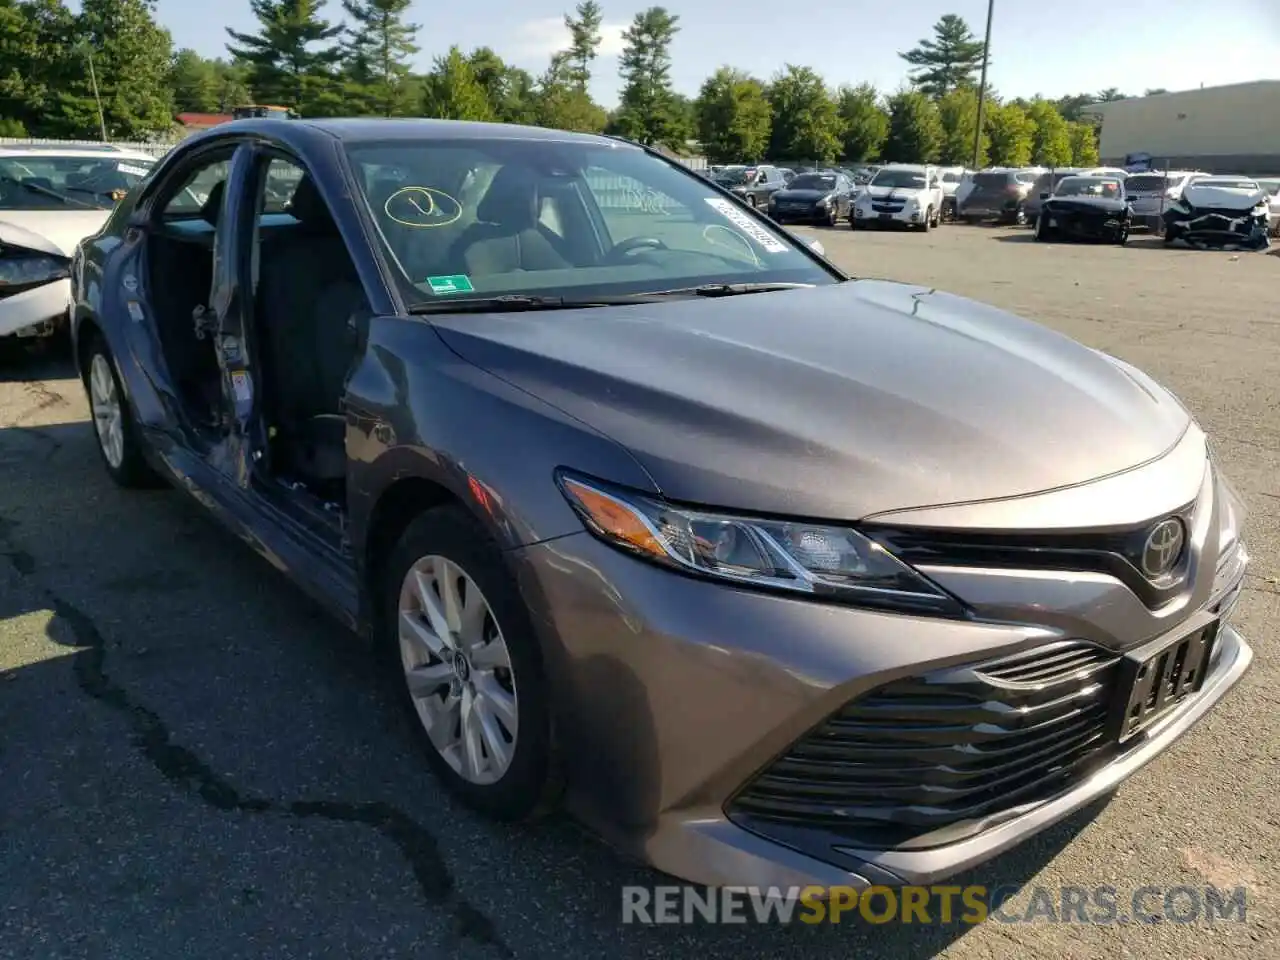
[[208, 144, 266, 487]]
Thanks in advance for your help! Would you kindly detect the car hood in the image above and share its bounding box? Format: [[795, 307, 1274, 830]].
[[774, 189, 830, 201], [431, 281, 1191, 520], [863, 184, 925, 199], [1181, 185, 1266, 210], [0, 210, 111, 257]]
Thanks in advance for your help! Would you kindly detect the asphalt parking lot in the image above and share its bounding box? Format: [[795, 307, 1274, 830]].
[[1, 223, 1277, 959]]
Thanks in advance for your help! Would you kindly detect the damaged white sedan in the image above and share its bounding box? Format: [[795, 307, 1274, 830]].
[[0, 144, 156, 341]]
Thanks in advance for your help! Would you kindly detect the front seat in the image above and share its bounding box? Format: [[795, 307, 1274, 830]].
[[447, 165, 575, 275], [257, 175, 367, 482]]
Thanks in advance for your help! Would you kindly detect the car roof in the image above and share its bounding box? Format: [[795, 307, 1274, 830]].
[[879, 163, 928, 171], [296, 117, 620, 146]]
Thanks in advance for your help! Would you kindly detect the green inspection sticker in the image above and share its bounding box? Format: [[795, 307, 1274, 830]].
[[426, 274, 474, 295]]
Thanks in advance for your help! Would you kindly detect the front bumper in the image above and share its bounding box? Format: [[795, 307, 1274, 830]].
[[0, 278, 72, 338], [853, 204, 925, 227], [512, 512, 1252, 889], [771, 205, 831, 223]]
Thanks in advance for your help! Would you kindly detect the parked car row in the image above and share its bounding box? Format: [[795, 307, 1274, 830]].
[[952, 163, 1278, 250]]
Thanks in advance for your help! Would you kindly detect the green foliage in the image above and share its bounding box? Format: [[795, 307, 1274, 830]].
[[984, 101, 1034, 167], [1026, 98, 1071, 167], [936, 85, 986, 166], [341, 0, 419, 117], [226, 0, 343, 113], [421, 46, 493, 122], [0, 116, 26, 135], [695, 66, 771, 163], [883, 89, 942, 164], [900, 14, 985, 99], [767, 65, 840, 162], [1067, 121, 1099, 165], [615, 6, 685, 149], [468, 48, 537, 125], [564, 0, 603, 90], [535, 51, 606, 132], [835, 83, 888, 162]]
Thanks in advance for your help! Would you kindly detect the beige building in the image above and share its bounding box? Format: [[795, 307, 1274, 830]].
[[1088, 80, 1280, 174]]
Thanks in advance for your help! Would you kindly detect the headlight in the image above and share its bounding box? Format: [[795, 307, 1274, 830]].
[[1211, 464, 1248, 615], [0, 251, 70, 291], [816, 196, 830, 207], [1251, 203, 1268, 217], [558, 474, 962, 615]]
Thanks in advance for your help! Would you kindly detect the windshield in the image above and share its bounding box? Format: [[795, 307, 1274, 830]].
[[1055, 177, 1123, 198], [972, 172, 1010, 188], [0, 154, 153, 210], [345, 140, 836, 305], [712, 166, 753, 185], [870, 168, 927, 189], [787, 174, 837, 191]]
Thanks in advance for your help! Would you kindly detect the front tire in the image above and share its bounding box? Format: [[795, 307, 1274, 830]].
[[921, 208, 932, 232], [1034, 215, 1052, 242], [83, 335, 159, 488], [384, 506, 559, 821]]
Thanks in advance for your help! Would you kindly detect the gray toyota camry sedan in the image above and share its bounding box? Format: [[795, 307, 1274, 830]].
[[70, 118, 1251, 891]]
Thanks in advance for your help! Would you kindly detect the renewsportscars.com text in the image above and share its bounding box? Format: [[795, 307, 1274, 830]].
[[621, 884, 1249, 926]]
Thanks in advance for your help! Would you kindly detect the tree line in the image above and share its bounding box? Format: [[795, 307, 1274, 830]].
[[1, 1, 1140, 167]]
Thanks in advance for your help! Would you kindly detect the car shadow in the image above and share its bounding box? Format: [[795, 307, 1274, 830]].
[[0, 341, 75, 383], [991, 232, 1178, 252], [0, 417, 1109, 959]]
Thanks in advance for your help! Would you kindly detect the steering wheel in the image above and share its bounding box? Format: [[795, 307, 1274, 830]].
[[603, 236, 668, 264]]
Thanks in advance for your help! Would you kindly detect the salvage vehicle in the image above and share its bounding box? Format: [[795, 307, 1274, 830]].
[[709, 164, 787, 209], [1124, 170, 1209, 232], [850, 163, 944, 230], [0, 144, 155, 342], [71, 117, 1252, 892], [1034, 176, 1132, 244], [767, 170, 853, 226], [1163, 176, 1272, 249]]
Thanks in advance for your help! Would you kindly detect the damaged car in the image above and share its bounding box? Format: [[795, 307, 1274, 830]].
[[1034, 175, 1131, 244], [1, 145, 155, 343], [1163, 175, 1272, 250], [71, 118, 1252, 892]]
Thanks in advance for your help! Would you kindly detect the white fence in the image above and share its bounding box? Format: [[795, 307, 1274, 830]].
[[0, 137, 179, 157]]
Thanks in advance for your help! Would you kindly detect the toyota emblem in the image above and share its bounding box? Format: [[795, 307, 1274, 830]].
[[1141, 518, 1185, 578]]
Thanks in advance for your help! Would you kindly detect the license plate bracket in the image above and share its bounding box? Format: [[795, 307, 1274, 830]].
[[1107, 621, 1218, 743], [878, 213, 893, 221]]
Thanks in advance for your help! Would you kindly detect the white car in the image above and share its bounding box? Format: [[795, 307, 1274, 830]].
[[1163, 175, 1272, 249], [0, 144, 156, 341], [1255, 177, 1280, 236], [1121, 170, 1209, 230], [850, 163, 945, 231]]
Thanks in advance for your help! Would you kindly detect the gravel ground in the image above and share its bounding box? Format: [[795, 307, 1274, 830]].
[[1, 223, 1276, 959]]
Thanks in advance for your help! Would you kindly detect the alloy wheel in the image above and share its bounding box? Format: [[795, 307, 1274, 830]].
[[89, 353, 124, 469], [398, 554, 518, 785]]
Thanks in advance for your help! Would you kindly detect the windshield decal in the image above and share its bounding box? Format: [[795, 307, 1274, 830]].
[[426, 274, 475, 295], [704, 198, 787, 253], [385, 186, 462, 228], [117, 163, 150, 178]]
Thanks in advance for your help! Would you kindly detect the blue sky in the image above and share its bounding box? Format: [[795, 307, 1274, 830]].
[[134, 0, 1280, 106]]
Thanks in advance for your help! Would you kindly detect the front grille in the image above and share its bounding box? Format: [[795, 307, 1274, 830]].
[[864, 508, 1196, 610], [728, 641, 1122, 848]]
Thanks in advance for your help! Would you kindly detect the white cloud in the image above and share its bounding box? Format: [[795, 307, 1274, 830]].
[[506, 17, 628, 62]]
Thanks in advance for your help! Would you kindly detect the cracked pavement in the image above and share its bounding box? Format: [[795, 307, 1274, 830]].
[[0, 225, 1276, 959]]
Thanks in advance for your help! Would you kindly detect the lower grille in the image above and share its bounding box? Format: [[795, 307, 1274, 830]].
[[728, 641, 1122, 848]]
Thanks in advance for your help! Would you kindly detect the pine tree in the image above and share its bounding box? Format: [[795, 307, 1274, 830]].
[[226, 0, 343, 113], [614, 7, 684, 148], [342, 0, 418, 117], [421, 46, 494, 121], [936, 86, 987, 166], [564, 0, 603, 91], [899, 14, 985, 99], [535, 51, 607, 132], [73, 0, 176, 139]]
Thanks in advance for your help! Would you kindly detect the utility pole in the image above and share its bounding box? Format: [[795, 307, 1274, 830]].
[[971, 0, 994, 170], [81, 43, 108, 141]]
